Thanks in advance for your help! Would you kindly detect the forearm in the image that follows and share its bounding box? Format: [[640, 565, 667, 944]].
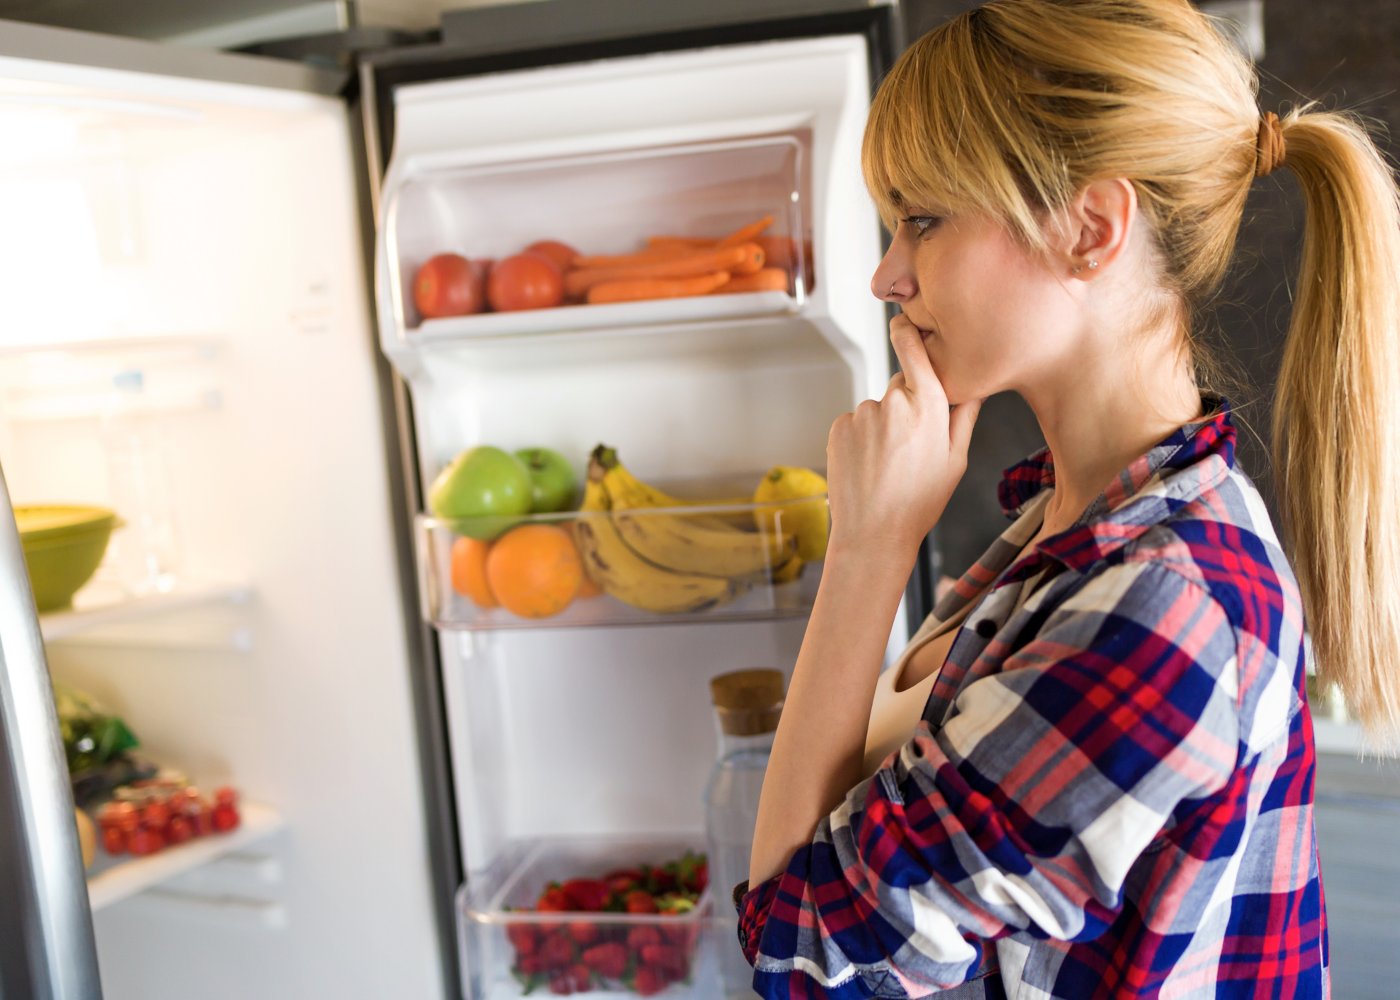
[[748, 538, 917, 886]]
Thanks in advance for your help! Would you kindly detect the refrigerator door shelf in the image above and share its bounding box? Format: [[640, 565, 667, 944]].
[[457, 832, 711, 1000], [379, 133, 810, 354], [417, 486, 827, 630], [401, 289, 798, 351]]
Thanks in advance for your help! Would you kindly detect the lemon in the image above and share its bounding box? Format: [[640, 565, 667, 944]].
[[753, 466, 829, 562]]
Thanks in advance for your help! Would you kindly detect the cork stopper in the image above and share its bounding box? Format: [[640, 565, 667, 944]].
[[709, 668, 784, 736]]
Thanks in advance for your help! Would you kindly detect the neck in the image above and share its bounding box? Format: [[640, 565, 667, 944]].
[[1019, 341, 1202, 534]]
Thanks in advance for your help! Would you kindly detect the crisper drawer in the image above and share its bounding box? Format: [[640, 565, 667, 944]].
[[458, 834, 716, 1000], [380, 134, 812, 346]]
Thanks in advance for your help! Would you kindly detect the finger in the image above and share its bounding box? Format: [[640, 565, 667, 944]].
[[888, 321, 941, 400], [948, 398, 984, 456]]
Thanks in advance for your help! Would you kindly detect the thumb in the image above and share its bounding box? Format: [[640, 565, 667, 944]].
[[948, 398, 983, 458]]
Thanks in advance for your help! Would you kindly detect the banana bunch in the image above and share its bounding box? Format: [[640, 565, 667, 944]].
[[570, 446, 802, 614]]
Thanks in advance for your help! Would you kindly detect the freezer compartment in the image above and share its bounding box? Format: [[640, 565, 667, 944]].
[[459, 834, 712, 999], [382, 134, 811, 341], [416, 478, 827, 630]]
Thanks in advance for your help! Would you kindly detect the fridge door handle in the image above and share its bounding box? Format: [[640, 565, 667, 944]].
[[0, 462, 103, 999]]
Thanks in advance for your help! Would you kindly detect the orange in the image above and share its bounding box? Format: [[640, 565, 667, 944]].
[[484, 524, 583, 618], [450, 536, 498, 608]]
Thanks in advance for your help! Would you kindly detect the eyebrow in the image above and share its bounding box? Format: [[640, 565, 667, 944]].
[[888, 189, 906, 209]]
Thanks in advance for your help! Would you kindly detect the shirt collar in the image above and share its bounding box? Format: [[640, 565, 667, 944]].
[[995, 395, 1236, 576]]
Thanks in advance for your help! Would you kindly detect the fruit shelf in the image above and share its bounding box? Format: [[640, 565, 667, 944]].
[[457, 833, 714, 1000], [86, 801, 283, 912], [416, 490, 828, 631]]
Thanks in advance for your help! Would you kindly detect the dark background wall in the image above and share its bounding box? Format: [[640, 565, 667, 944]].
[[900, 0, 1400, 576]]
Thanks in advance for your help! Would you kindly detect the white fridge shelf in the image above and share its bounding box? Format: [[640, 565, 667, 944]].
[[407, 289, 798, 346], [86, 801, 283, 912], [39, 580, 253, 647]]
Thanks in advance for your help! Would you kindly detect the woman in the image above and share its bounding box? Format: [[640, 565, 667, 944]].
[[735, 1, 1400, 996]]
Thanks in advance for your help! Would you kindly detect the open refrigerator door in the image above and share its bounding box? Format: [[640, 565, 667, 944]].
[[372, 27, 901, 1000], [0, 22, 445, 1000]]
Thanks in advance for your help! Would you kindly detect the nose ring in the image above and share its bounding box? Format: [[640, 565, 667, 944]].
[[887, 281, 897, 298]]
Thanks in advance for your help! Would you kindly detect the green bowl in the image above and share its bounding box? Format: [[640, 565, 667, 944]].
[[16, 506, 118, 612]]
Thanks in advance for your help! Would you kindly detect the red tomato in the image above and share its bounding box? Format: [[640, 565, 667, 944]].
[[142, 801, 171, 830], [524, 240, 579, 272], [413, 253, 486, 320], [166, 815, 194, 845], [212, 803, 240, 833], [194, 805, 215, 837], [128, 828, 164, 856], [487, 253, 565, 312], [101, 826, 126, 855], [214, 786, 238, 808]]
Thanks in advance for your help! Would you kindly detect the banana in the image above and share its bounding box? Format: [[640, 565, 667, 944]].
[[595, 450, 797, 578], [769, 552, 804, 585], [594, 447, 757, 531], [572, 477, 742, 614]]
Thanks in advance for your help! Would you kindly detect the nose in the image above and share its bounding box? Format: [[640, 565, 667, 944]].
[[870, 240, 913, 302]]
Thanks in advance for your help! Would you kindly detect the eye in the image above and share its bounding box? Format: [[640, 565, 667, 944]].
[[900, 215, 943, 238]]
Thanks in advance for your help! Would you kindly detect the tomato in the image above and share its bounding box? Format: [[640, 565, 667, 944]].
[[413, 253, 486, 320], [487, 253, 565, 312], [166, 815, 194, 845], [524, 240, 578, 272], [128, 827, 164, 856], [212, 803, 240, 833], [142, 801, 171, 830], [101, 826, 126, 855], [213, 786, 238, 808]]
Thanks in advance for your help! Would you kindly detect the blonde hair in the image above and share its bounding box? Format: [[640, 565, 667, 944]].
[[863, 0, 1400, 743]]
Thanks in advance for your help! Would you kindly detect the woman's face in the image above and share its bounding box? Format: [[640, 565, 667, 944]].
[[869, 208, 1081, 405]]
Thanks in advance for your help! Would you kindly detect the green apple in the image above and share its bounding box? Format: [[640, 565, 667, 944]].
[[428, 445, 533, 540], [514, 447, 578, 513]]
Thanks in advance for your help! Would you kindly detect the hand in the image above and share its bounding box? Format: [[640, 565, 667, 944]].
[[825, 315, 982, 559]]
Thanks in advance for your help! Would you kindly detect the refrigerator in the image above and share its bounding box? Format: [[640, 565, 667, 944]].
[[0, 3, 914, 998]]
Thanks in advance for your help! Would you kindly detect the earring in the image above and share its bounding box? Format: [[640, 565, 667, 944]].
[[1072, 259, 1099, 276], [1088, 260, 1100, 270]]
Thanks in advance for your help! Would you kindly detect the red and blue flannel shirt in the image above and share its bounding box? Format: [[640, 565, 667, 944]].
[[735, 398, 1329, 998]]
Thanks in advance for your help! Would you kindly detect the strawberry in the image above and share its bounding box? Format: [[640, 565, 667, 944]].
[[506, 922, 540, 956], [581, 942, 628, 979], [567, 920, 600, 946], [561, 878, 609, 912], [640, 943, 687, 978], [547, 971, 574, 995], [683, 857, 708, 895], [537, 886, 571, 912], [632, 966, 665, 996], [623, 890, 658, 914], [568, 962, 594, 991], [539, 929, 576, 969], [626, 925, 662, 951]]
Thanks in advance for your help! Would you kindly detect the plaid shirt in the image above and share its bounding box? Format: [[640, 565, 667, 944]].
[[735, 399, 1329, 998]]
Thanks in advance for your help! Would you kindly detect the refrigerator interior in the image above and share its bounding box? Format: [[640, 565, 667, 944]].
[[374, 33, 898, 998], [0, 44, 443, 1000]]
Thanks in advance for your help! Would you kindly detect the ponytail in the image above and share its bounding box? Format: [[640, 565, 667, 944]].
[[1273, 109, 1400, 746]]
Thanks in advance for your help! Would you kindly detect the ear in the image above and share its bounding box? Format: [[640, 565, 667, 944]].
[[1065, 178, 1137, 279]]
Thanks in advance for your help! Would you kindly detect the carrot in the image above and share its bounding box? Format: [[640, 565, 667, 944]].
[[566, 242, 765, 298], [586, 271, 732, 304], [717, 214, 775, 247], [713, 267, 789, 294], [646, 236, 716, 250], [572, 245, 696, 269]]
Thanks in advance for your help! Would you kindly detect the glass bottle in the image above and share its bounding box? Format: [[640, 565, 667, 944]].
[[704, 667, 784, 1000], [101, 368, 181, 595]]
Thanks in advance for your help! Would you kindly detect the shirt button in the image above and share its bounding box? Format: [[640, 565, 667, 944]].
[[975, 619, 998, 639]]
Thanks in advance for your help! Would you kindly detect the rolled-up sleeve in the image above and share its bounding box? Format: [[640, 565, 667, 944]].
[[736, 561, 1241, 998]]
